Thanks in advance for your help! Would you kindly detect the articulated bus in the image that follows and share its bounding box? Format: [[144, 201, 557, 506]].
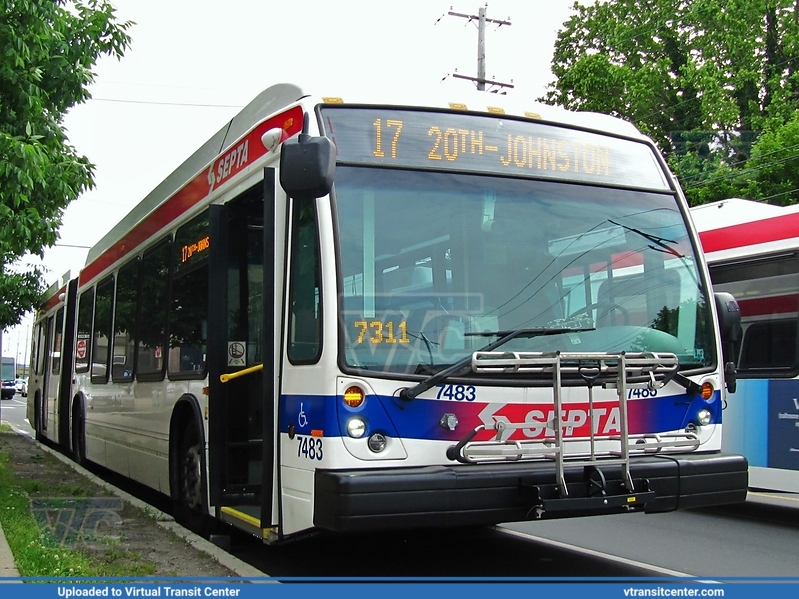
[[28, 83, 747, 543], [692, 198, 799, 493]]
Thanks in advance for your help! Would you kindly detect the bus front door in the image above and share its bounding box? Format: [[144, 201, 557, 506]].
[[208, 173, 280, 540]]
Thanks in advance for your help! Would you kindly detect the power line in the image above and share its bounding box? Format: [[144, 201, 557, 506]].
[[90, 97, 243, 108]]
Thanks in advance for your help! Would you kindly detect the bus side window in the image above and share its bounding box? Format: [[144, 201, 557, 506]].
[[52, 308, 64, 375], [92, 276, 115, 383], [75, 288, 94, 374], [36, 321, 47, 376], [287, 198, 322, 363], [113, 258, 140, 382], [169, 212, 209, 378], [137, 238, 170, 380]]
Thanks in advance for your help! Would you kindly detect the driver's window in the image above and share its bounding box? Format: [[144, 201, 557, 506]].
[[287, 198, 322, 363]]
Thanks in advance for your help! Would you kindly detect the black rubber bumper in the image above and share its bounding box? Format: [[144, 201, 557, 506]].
[[313, 452, 748, 533]]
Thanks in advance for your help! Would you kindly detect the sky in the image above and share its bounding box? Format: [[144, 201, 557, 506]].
[[2, 0, 581, 365]]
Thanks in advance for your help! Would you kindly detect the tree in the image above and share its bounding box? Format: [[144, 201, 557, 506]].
[[543, 0, 799, 206], [739, 112, 799, 204], [0, 0, 132, 329]]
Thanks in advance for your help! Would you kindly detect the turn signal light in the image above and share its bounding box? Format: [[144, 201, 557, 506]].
[[701, 382, 714, 401], [343, 386, 365, 408]]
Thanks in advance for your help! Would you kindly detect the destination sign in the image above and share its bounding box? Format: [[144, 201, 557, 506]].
[[320, 107, 670, 189], [181, 235, 210, 263]]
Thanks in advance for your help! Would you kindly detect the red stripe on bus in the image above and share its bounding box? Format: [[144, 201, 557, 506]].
[[698, 211, 799, 253], [78, 105, 304, 288], [42, 286, 68, 311], [737, 294, 799, 317]]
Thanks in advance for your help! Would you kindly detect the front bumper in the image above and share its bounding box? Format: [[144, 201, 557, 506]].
[[314, 452, 748, 533]]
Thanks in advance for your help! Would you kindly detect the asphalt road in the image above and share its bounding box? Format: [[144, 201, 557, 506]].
[[224, 492, 799, 578], [0, 395, 33, 436], [5, 394, 797, 579]]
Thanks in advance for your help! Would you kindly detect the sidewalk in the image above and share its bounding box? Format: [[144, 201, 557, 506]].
[[0, 421, 267, 583]]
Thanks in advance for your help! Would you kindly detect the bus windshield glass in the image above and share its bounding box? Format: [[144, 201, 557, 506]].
[[325, 110, 714, 377]]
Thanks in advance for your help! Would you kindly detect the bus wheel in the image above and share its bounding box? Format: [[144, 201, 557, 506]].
[[72, 401, 87, 465], [175, 421, 209, 535]]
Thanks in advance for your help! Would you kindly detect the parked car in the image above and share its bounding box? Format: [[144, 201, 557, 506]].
[[15, 377, 27, 397], [1, 379, 15, 400]]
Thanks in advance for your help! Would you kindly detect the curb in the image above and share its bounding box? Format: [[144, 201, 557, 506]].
[[0, 422, 269, 581], [0, 522, 22, 581]]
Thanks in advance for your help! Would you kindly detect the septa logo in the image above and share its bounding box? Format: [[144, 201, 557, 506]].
[[210, 140, 250, 192], [478, 402, 622, 440]]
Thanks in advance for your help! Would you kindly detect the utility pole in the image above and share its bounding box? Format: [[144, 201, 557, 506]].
[[447, 4, 513, 92]]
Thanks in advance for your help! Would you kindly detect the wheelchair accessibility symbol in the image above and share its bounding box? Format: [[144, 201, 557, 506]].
[[298, 403, 308, 428]]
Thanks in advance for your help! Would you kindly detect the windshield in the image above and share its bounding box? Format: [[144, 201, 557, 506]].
[[334, 168, 713, 377]]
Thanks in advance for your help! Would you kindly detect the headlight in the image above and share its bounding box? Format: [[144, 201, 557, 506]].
[[696, 408, 712, 426], [346, 418, 366, 438]]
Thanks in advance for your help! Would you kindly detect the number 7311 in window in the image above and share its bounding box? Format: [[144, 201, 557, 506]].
[[353, 320, 410, 345]]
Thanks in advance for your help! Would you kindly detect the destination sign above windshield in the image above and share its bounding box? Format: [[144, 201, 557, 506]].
[[321, 107, 670, 190]]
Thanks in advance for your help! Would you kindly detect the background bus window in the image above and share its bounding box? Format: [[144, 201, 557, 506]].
[[709, 253, 799, 376], [738, 320, 797, 370], [113, 258, 140, 382], [92, 276, 115, 383], [169, 213, 209, 378]]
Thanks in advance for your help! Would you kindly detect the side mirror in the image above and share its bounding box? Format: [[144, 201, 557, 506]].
[[279, 116, 335, 200], [714, 291, 741, 393]]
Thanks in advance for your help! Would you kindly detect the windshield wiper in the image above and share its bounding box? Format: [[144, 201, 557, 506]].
[[608, 219, 685, 258], [398, 327, 594, 401]]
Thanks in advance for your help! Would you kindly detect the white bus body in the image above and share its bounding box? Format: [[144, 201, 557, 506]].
[[28, 84, 747, 543]]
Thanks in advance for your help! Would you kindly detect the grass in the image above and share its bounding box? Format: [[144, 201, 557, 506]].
[[0, 429, 158, 580]]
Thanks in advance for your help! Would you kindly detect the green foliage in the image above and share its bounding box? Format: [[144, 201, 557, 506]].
[[0, 0, 132, 328], [741, 113, 799, 204], [545, 0, 799, 207], [0, 432, 157, 578]]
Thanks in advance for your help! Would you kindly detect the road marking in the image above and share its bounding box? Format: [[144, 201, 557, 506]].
[[496, 526, 697, 578]]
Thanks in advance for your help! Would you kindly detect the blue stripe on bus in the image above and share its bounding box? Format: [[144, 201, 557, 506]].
[[280, 389, 720, 443]]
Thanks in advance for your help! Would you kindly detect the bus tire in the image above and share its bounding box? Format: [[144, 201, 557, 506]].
[[174, 420, 210, 536], [71, 397, 87, 465]]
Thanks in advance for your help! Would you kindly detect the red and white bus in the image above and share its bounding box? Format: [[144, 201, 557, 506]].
[[692, 198, 799, 493], [28, 83, 747, 543]]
